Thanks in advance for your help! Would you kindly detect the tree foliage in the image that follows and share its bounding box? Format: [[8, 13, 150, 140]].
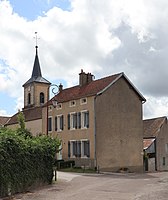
[[0, 127, 61, 197]]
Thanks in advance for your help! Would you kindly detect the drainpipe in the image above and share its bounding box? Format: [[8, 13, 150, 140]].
[[154, 138, 157, 171], [94, 95, 97, 170]]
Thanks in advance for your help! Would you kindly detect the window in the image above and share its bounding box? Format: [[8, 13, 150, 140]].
[[48, 117, 52, 132], [82, 140, 90, 157], [81, 111, 89, 128], [40, 92, 44, 104], [68, 140, 90, 158], [165, 144, 168, 153], [55, 115, 64, 132], [56, 103, 62, 110], [68, 113, 77, 130], [67, 111, 89, 130], [163, 157, 166, 166], [80, 98, 87, 105], [69, 100, 76, 107], [28, 93, 31, 105]]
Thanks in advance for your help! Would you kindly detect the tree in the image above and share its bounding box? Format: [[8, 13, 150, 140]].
[[17, 110, 32, 138]]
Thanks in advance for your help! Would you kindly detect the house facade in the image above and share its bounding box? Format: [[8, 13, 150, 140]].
[[42, 70, 146, 172], [143, 116, 168, 171]]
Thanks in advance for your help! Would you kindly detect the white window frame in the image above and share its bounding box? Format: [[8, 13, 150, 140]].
[[56, 103, 62, 110], [81, 110, 89, 129], [70, 112, 77, 130], [70, 140, 76, 158], [57, 114, 63, 132], [69, 139, 90, 158], [69, 100, 76, 107], [80, 98, 87, 105], [165, 143, 168, 154]]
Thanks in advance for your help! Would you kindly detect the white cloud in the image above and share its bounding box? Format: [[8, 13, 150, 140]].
[[1, 0, 168, 118]]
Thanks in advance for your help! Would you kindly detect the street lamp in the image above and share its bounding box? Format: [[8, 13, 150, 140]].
[[46, 84, 59, 135]]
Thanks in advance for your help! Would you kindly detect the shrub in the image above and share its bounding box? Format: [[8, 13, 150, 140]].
[[0, 128, 60, 197]]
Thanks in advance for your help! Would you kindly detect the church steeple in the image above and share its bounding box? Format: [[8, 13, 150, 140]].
[[23, 46, 50, 86], [23, 37, 50, 109], [31, 46, 42, 78]]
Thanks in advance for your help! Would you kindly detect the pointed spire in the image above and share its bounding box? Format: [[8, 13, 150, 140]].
[[31, 45, 42, 78], [22, 36, 50, 87]]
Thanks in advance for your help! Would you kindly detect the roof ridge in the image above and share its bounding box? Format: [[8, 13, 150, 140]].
[[143, 116, 167, 121]]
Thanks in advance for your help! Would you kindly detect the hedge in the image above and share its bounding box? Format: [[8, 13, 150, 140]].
[[0, 128, 60, 198]]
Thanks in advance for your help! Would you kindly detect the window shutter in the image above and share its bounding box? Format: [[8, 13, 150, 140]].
[[86, 140, 90, 157], [61, 115, 64, 130], [75, 113, 77, 129], [77, 141, 81, 157], [86, 111, 89, 128], [68, 141, 70, 158], [55, 116, 57, 131], [48, 118, 52, 132], [68, 114, 70, 130], [74, 141, 77, 157], [78, 112, 81, 129]]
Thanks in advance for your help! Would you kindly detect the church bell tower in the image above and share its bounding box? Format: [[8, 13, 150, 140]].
[[22, 44, 50, 110]]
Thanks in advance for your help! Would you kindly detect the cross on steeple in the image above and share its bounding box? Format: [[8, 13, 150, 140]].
[[34, 32, 40, 48]]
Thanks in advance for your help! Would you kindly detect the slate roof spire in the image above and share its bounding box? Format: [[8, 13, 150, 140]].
[[31, 45, 42, 78], [23, 45, 50, 87]]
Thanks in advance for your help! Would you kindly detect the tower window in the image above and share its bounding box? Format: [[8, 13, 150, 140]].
[[40, 92, 45, 104], [28, 93, 31, 105]]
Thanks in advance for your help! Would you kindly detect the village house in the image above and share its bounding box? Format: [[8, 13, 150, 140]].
[[5, 44, 148, 172], [42, 69, 146, 172], [143, 116, 168, 172]]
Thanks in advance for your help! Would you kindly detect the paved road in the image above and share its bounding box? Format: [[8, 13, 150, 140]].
[[8, 171, 168, 200]]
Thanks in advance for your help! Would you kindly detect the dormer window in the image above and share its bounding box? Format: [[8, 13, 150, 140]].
[[70, 100, 76, 107], [40, 92, 44, 104]]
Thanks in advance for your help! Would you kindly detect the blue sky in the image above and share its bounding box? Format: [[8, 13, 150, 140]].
[[1, 0, 168, 118], [9, 0, 70, 20]]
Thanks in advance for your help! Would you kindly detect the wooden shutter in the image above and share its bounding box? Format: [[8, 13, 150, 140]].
[[77, 141, 81, 157], [68, 114, 70, 130], [55, 116, 57, 131], [75, 113, 77, 129], [86, 111, 89, 128], [60, 115, 64, 130], [78, 112, 81, 129], [68, 141, 70, 158]]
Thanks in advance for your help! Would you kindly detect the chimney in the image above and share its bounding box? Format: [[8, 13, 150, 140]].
[[79, 69, 94, 87], [59, 83, 63, 92], [87, 73, 93, 83], [79, 69, 88, 86]]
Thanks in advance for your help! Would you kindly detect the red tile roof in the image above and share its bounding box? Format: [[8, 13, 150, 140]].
[[143, 138, 155, 150], [143, 116, 167, 138], [6, 107, 42, 125], [0, 116, 10, 126], [47, 72, 145, 105]]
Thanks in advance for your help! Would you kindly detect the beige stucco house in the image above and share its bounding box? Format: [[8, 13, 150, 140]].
[[42, 70, 146, 172], [143, 116, 168, 171]]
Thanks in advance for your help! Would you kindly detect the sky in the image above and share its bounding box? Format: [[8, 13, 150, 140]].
[[0, 0, 168, 119]]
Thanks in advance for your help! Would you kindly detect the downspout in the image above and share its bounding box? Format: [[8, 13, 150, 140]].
[[154, 138, 157, 171], [94, 95, 98, 170], [94, 93, 102, 170]]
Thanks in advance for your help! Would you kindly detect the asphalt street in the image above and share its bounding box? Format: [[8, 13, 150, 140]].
[[4, 171, 168, 200]]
